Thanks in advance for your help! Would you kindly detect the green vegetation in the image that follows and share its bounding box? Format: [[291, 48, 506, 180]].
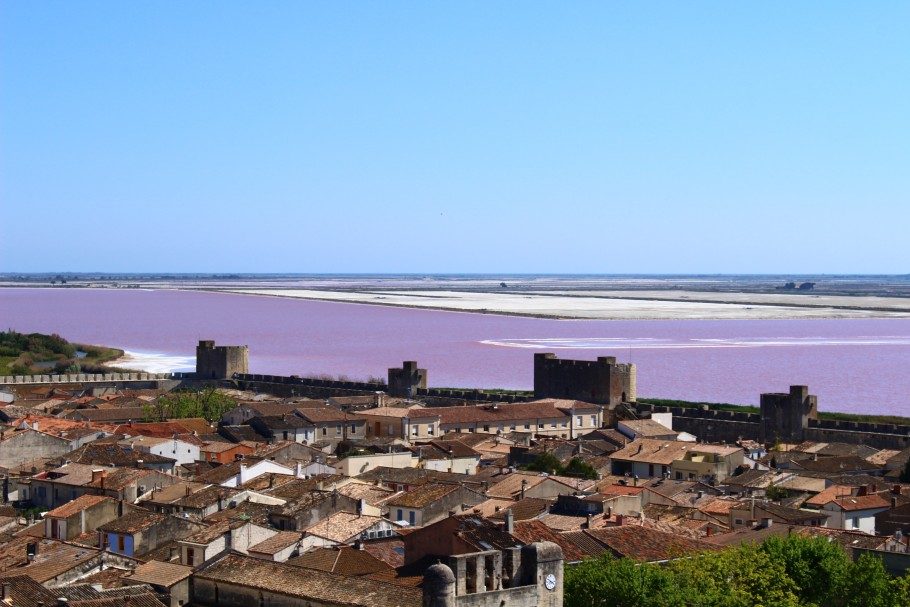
[[816, 411, 910, 426], [520, 453, 599, 480], [765, 482, 789, 501], [638, 397, 760, 414], [0, 330, 123, 375], [143, 387, 237, 423], [565, 534, 910, 607]]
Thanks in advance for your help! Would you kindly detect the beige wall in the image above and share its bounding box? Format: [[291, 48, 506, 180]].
[[337, 452, 417, 476]]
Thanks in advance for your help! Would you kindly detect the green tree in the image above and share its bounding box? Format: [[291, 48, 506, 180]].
[[564, 457, 599, 480], [765, 482, 789, 501], [668, 544, 801, 607], [760, 534, 851, 607], [522, 452, 565, 475], [842, 554, 895, 607], [564, 554, 676, 607], [146, 387, 237, 422]]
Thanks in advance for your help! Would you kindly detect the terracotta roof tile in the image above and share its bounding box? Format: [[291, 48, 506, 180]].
[[305, 512, 388, 543], [249, 531, 302, 555], [386, 483, 461, 509], [288, 546, 394, 577], [195, 553, 421, 607], [828, 494, 891, 511], [46, 494, 115, 519], [126, 560, 192, 587]]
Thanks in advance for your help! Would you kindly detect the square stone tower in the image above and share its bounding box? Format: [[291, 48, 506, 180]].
[[195, 340, 249, 380]]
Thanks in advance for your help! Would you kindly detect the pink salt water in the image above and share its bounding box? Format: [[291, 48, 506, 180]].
[[3, 288, 910, 415]]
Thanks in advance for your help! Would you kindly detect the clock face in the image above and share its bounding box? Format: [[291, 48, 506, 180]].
[[545, 573, 557, 591]]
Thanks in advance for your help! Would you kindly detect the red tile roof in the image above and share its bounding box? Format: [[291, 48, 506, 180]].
[[45, 494, 115, 519]]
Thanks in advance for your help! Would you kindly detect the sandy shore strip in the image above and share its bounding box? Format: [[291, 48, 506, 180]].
[[107, 351, 195, 373], [219, 289, 910, 320]]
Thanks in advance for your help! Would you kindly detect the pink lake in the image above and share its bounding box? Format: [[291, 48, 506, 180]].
[[3, 288, 910, 415]]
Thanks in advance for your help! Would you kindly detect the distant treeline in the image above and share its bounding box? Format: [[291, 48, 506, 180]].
[[0, 330, 123, 376]]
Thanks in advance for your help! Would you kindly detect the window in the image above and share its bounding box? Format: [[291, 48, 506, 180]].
[[576, 416, 583, 426], [648, 464, 654, 476], [350, 424, 356, 433], [186, 547, 195, 565], [538, 423, 544, 429], [524, 424, 531, 430], [322, 427, 327, 436], [550, 422, 556, 428], [397, 509, 403, 521], [852, 517, 860, 528], [117, 535, 125, 552], [409, 511, 416, 525], [412, 425, 420, 436], [676, 472, 683, 480], [335, 425, 342, 435], [483, 425, 490, 432], [591, 415, 597, 427], [428, 424, 435, 435]]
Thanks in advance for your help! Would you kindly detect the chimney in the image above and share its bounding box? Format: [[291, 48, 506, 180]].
[[762, 517, 773, 528], [26, 541, 37, 561], [893, 497, 899, 508], [57, 599, 69, 607], [0, 582, 9, 600], [185, 485, 191, 497], [92, 469, 105, 484], [504, 509, 515, 533], [615, 514, 624, 526], [893, 485, 902, 496], [605, 506, 612, 519], [520, 479, 528, 500], [585, 514, 592, 529]]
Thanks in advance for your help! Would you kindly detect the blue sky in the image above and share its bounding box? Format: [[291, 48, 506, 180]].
[[1, 2, 907, 273]]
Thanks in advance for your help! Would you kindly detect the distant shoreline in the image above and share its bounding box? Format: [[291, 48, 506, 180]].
[[205, 287, 910, 321]]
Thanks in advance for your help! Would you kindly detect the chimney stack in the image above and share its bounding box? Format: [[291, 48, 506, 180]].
[[504, 509, 514, 534]]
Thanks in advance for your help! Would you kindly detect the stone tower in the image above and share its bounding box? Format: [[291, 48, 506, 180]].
[[422, 562, 456, 607], [388, 361, 427, 398], [759, 385, 818, 444], [523, 541, 564, 607], [533, 353, 636, 406], [195, 340, 249, 380]]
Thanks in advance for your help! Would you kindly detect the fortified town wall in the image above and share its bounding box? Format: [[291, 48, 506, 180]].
[[2, 340, 908, 450], [636, 385, 910, 450]]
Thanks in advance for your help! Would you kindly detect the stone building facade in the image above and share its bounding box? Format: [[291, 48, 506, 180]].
[[423, 542, 564, 607], [195, 340, 249, 380], [388, 361, 428, 398], [533, 353, 636, 406]]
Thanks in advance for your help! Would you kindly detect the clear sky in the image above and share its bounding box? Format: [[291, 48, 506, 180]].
[[1, 2, 907, 274]]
